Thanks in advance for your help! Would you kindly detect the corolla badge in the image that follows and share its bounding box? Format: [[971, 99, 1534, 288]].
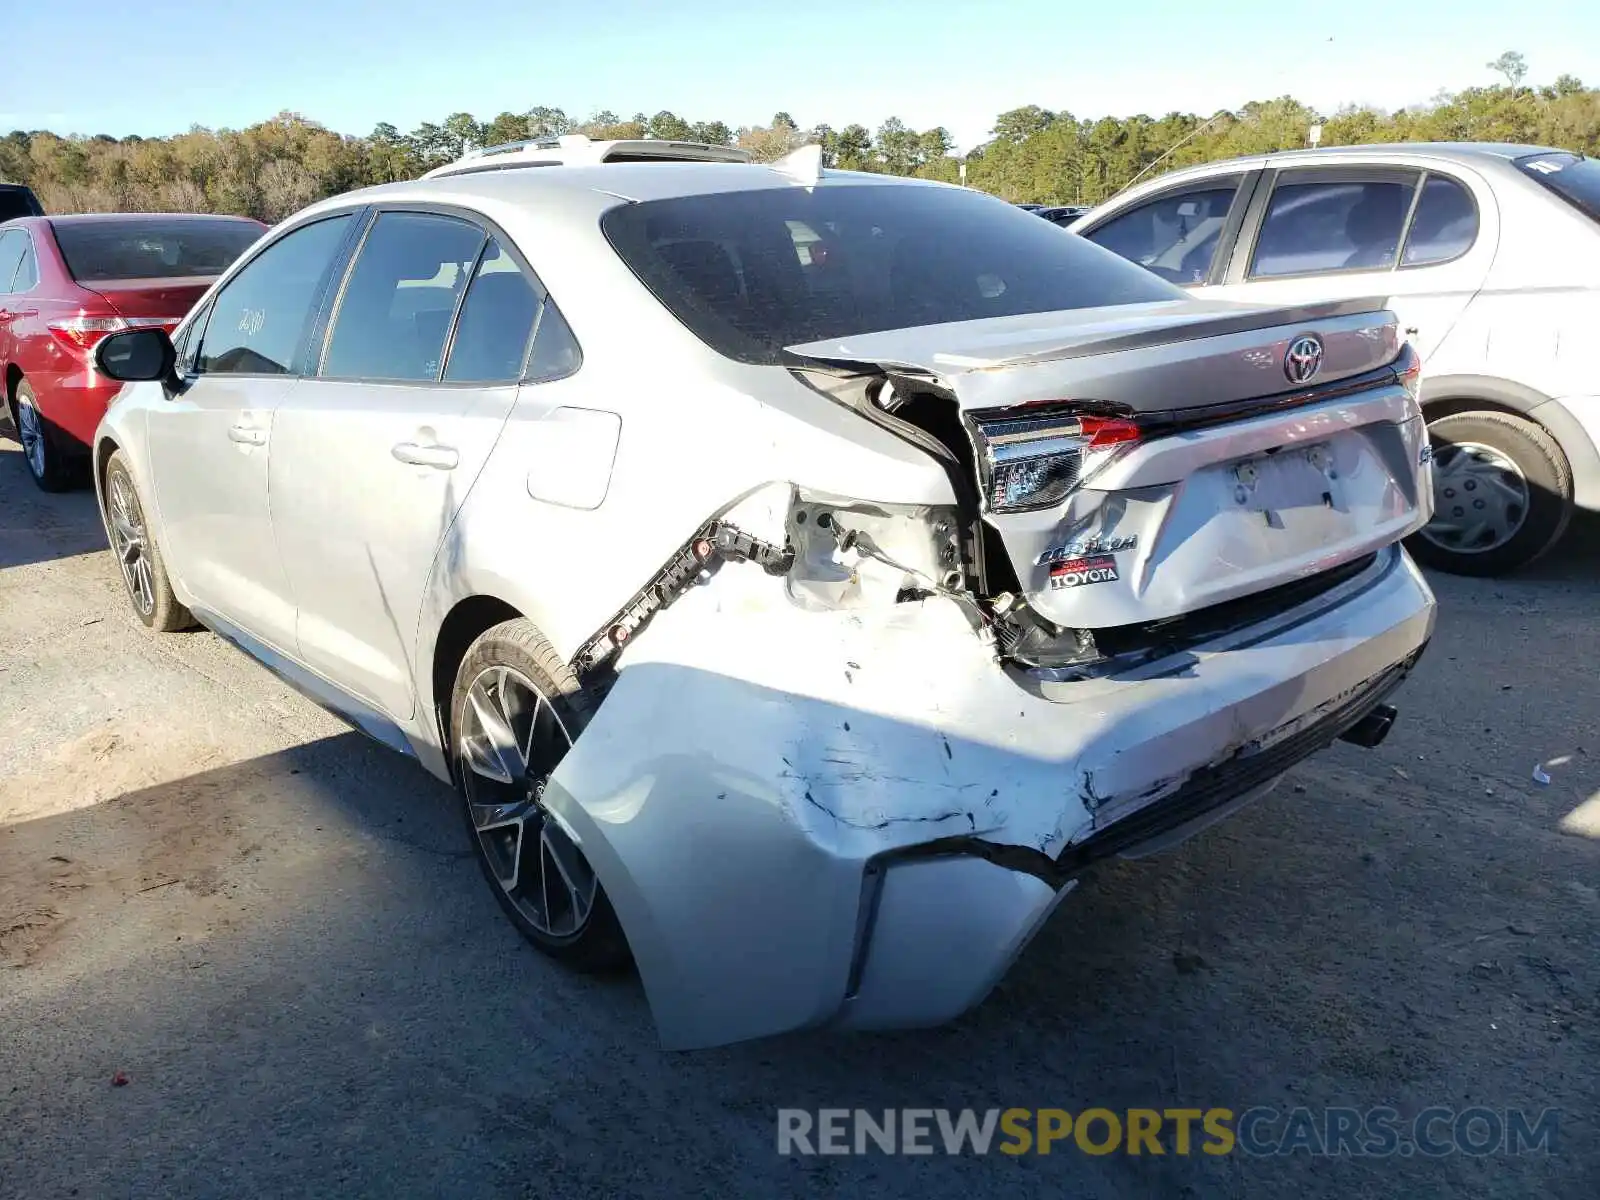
[[1036, 533, 1139, 567], [1283, 334, 1324, 385]]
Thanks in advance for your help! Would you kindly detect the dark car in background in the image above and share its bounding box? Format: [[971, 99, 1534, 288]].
[[0, 183, 44, 222], [1035, 204, 1090, 225], [0, 212, 267, 490]]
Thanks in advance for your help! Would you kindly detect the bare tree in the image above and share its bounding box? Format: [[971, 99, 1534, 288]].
[[156, 178, 207, 213], [258, 159, 317, 223], [1487, 51, 1528, 87]]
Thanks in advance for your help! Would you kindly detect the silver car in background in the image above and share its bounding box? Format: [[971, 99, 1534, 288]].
[[88, 147, 1435, 1049], [1071, 142, 1600, 576]]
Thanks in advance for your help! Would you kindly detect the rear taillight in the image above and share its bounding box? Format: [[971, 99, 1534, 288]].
[[47, 315, 182, 358], [48, 315, 129, 355], [967, 406, 1143, 513]]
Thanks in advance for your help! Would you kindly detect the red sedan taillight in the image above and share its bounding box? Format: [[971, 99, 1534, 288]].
[[47, 315, 184, 358]]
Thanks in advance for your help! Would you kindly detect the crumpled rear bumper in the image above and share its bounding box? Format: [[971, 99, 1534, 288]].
[[542, 546, 1435, 1049]]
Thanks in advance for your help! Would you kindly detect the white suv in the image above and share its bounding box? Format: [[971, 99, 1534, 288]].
[[1072, 142, 1600, 576], [89, 151, 1435, 1049]]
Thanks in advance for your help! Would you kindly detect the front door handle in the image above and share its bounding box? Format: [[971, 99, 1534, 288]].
[[228, 424, 267, 446], [392, 441, 459, 470]]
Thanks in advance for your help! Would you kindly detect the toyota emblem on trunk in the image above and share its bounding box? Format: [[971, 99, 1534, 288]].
[[1284, 335, 1324, 384]]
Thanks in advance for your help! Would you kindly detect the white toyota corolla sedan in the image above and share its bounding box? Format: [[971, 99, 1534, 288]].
[[88, 139, 1436, 1049]]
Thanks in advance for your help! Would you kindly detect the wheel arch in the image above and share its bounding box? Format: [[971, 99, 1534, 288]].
[[430, 593, 525, 776], [93, 433, 121, 499], [1420, 374, 1600, 511]]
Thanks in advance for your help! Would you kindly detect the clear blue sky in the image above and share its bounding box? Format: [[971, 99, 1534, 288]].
[[4, 0, 1594, 151]]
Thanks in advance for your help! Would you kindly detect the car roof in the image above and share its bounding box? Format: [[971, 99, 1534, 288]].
[[42, 212, 265, 227], [423, 135, 753, 180], [300, 160, 945, 222], [1174, 141, 1566, 177]]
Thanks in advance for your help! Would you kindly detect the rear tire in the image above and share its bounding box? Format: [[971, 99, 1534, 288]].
[[449, 618, 630, 972], [103, 450, 192, 632], [9, 379, 76, 492], [1406, 410, 1572, 577]]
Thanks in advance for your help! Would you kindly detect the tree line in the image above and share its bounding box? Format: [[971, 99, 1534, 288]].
[[3, 53, 1598, 223]]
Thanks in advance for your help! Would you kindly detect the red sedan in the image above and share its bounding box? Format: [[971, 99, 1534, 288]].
[[0, 212, 266, 490]]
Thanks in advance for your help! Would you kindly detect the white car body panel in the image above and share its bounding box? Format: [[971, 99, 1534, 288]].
[[144, 375, 299, 649], [271, 378, 520, 719]]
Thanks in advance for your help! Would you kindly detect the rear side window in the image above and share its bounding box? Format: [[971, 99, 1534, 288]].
[[1085, 183, 1240, 284], [601, 182, 1180, 365], [51, 218, 263, 282], [441, 239, 540, 383], [525, 301, 581, 381], [199, 215, 354, 376], [1400, 175, 1478, 266], [1516, 152, 1600, 224], [12, 237, 37, 290], [1250, 178, 1415, 278], [0, 230, 24, 292], [322, 212, 486, 382]]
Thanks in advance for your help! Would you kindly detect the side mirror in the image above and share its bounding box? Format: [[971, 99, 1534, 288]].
[[95, 327, 177, 387]]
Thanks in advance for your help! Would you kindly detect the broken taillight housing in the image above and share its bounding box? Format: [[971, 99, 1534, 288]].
[[1393, 341, 1422, 401], [966, 406, 1141, 513]]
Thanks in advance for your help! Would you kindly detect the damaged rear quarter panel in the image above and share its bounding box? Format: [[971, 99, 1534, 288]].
[[540, 528, 1435, 1048]]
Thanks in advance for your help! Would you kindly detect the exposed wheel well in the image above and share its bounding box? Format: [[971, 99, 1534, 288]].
[[3, 363, 20, 406], [431, 595, 524, 767], [94, 437, 120, 497], [1422, 395, 1526, 423]]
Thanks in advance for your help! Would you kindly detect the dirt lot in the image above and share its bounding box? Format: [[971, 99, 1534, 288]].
[[1, 418, 1596, 1199]]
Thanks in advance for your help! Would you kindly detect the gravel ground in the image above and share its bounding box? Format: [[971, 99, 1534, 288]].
[[1, 420, 1596, 1199]]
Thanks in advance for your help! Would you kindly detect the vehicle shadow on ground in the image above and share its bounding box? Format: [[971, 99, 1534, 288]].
[[3, 704, 1593, 1197], [0, 420, 108, 570]]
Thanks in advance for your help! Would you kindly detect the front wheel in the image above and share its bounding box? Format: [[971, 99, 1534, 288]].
[[1405, 411, 1573, 577], [449, 618, 629, 971]]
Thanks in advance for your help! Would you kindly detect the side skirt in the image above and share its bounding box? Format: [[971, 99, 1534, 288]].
[[190, 605, 418, 759]]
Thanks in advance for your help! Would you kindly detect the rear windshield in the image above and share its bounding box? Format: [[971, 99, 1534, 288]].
[[1515, 152, 1600, 224], [601, 182, 1182, 364], [51, 218, 263, 282]]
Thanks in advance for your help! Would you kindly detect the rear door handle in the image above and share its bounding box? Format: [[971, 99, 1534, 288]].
[[228, 424, 267, 446], [392, 441, 459, 470]]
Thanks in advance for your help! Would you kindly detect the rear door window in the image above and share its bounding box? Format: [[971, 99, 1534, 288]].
[[1084, 181, 1242, 284], [441, 238, 541, 383], [1400, 174, 1479, 266], [321, 211, 487, 382], [198, 214, 355, 376], [600, 182, 1181, 365], [1249, 174, 1419, 278]]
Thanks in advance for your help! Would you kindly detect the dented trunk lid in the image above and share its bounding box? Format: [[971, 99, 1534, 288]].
[[788, 297, 1430, 630]]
